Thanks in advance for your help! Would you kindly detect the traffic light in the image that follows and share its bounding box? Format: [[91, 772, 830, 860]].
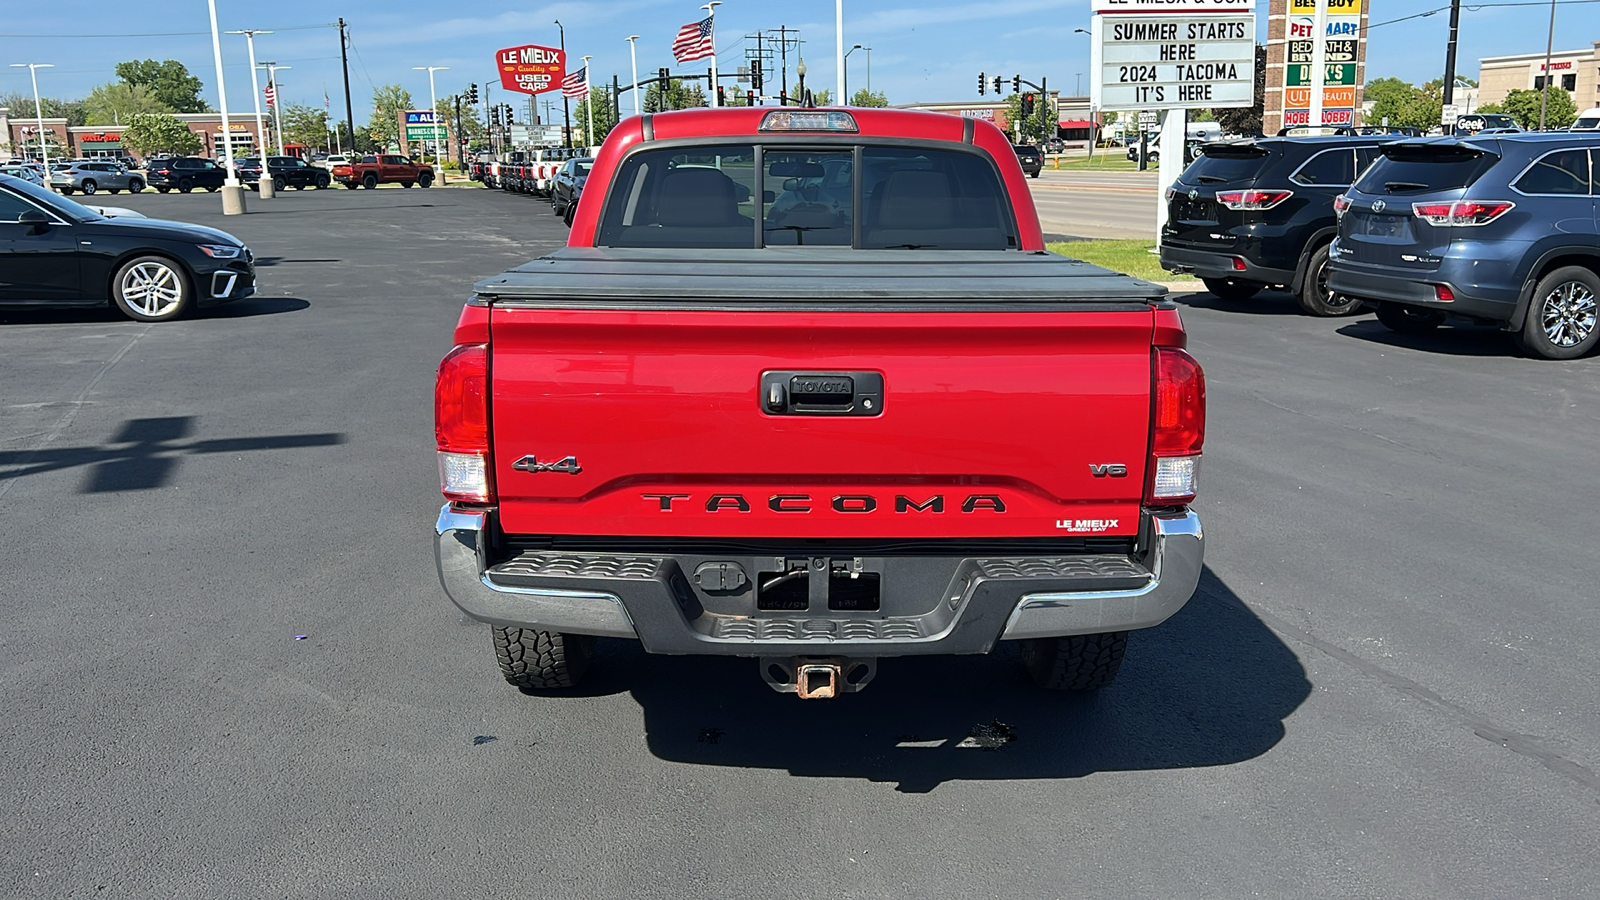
[[1013, 75, 1021, 93], [658, 67, 670, 86], [467, 83, 478, 104], [490, 106, 500, 126], [992, 75, 1002, 94], [717, 85, 726, 106], [1021, 93, 1035, 118], [978, 71, 986, 95], [751, 59, 763, 92]]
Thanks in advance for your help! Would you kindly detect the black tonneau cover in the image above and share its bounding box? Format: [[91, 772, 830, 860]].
[[473, 247, 1168, 309]]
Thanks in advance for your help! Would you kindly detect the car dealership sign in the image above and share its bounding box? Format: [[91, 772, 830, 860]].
[[497, 44, 566, 96], [1090, 0, 1257, 111]]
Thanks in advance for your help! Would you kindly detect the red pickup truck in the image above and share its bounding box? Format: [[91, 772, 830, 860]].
[[434, 107, 1206, 700], [332, 153, 434, 189]]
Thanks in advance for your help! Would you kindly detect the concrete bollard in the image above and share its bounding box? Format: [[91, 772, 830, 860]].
[[221, 184, 248, 215]]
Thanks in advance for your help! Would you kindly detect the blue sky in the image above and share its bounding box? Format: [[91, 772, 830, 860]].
[[1, 0, 1588, 121]]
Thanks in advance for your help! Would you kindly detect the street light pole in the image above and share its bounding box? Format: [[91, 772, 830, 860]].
[[703, 2, 722, 107], [554, 20, 571, 147], [8, 64, 54, 178], [204, 0, 245, 214], [626, 35, 641, 118], [1538, 0, 1557, 129], [835, 0, 845, 103], [844, 44, 862, 102], [227, 30, 275, 198], [413, 65, 448, 179]]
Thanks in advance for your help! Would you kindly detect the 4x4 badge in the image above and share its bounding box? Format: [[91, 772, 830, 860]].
[[512, 455, 582, 474], [1372, 199, 1386, 212]]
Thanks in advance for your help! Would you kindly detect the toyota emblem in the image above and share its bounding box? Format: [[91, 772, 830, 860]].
[[1372, 199, 1387, 212], [1188, 189, 1198, 200]]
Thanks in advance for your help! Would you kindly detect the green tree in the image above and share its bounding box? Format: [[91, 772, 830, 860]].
[[643, 78, 706, 112], [849, 88, 888, 107], [1363, 76, 1442, 130], [367, 84, 415, 150], [121, 112, 202, 156], [812, 88, 833, 106], [281, 103, 330, 150], [1500, 87, 1577, 129], [1004, 91, 1059, 143], [0, 91, 86, 125], [115, 59, 207, 113], [573, 87, 619, 147], [83, 83, 171, 126], [1215, 44, 1266, 135]]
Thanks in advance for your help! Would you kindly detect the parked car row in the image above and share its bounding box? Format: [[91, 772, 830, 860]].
[[468, 147, 587, 196], [1161, 131, 1600, 358]]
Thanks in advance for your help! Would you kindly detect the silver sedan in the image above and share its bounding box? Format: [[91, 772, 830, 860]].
[[49, 161, 146, 195]]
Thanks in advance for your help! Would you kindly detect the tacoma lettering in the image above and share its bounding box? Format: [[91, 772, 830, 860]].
[[641, 493, 1010, 513]]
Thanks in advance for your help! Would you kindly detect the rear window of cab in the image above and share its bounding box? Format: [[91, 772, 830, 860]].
[[595, 143, 1018, 250]]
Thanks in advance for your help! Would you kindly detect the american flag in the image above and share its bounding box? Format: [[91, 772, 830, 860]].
[[671, 16, 715, 63], [561, 65, 588, 98], [264, 82, 277, 106]]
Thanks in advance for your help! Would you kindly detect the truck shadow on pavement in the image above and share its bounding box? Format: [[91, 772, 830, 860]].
[[583, 566, 1309, 792], [0, 416, 345, 493]]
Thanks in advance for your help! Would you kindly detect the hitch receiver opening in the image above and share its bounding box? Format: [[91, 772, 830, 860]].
[[761, 656, 877, 698]]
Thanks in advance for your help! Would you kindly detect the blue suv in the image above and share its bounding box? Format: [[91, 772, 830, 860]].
[[1329, 133, 1599, 359]]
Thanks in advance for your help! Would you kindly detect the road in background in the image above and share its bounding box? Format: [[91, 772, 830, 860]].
[[1028, 167, 1163, 240], [3, 189, 1598, 898]]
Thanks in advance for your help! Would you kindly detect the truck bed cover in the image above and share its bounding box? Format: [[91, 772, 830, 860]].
[[473, 247, 1169, 309]]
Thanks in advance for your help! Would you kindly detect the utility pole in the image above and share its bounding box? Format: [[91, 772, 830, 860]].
[[338, 18, 355, 152], [769, 25, 800, 104], [1441, 0, 1462, 120]]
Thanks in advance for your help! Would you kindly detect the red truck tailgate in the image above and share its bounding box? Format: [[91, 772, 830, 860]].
[[487, 306, 1154, 539]]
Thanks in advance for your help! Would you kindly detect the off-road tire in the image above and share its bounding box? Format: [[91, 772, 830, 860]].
[[492, 627, 594, 691], [1375, 302, 1446, 333], [1202, 277, 1264, 301], [1022, 631, 1129, 690], [362, 174, 378, 189], [1296, 244, 1363, 316]]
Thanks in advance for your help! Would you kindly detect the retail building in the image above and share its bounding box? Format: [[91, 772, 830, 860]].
[[1478, 42, 1600, 111]]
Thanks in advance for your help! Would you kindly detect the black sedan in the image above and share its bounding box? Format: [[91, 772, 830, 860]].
[[0, 173, 255, 322], [235, 156, 331, 192], [550, 157, 592, 225]]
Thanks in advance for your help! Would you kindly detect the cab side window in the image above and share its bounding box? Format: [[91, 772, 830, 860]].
[[1291, 148, 1356, 186]]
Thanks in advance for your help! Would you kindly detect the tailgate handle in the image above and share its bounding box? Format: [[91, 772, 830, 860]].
[[761, 371, 883, 417]]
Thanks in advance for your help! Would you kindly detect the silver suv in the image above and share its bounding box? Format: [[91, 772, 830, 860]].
[[50, 161, 146, 195]]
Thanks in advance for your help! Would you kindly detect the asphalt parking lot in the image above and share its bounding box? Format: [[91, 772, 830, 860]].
[[3, 186, 1598, 898]]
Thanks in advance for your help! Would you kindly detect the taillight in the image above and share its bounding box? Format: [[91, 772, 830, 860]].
[[1410, 200, 1514, 227], [1333, 194, 1350, 217], [1216, 189, 1293, 210], [1164, 187, 1176, 201], [435, 343, 492, 503], [1146, 347, 1205, 506]]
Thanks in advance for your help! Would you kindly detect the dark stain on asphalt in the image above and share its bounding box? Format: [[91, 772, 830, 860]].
[[965, 720, 1016, 752], [697, 728, 725, 745], [472, 735, 498, 746]]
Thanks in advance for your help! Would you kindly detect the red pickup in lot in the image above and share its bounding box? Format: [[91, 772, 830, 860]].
[[434, 107, 1206, 700], [333, 153, 434, 189]]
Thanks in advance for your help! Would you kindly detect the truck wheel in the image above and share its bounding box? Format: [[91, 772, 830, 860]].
[[1021, 631, 1128, 691], [491, 626, 594, 691], [1516, 266, 1600, 360], [1295, 244, 1363, 316], [1375, 302, 1446, 334], [418, 174, 434, 188], [362, 174, 378, 189], [343, 181, 359, 190], [1202, 277, 1263, 301], [400, 181, 413, 189]]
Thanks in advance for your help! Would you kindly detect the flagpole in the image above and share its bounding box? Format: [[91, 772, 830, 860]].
[[581, 56, 593, 149], [702, 2, 721, 107]]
